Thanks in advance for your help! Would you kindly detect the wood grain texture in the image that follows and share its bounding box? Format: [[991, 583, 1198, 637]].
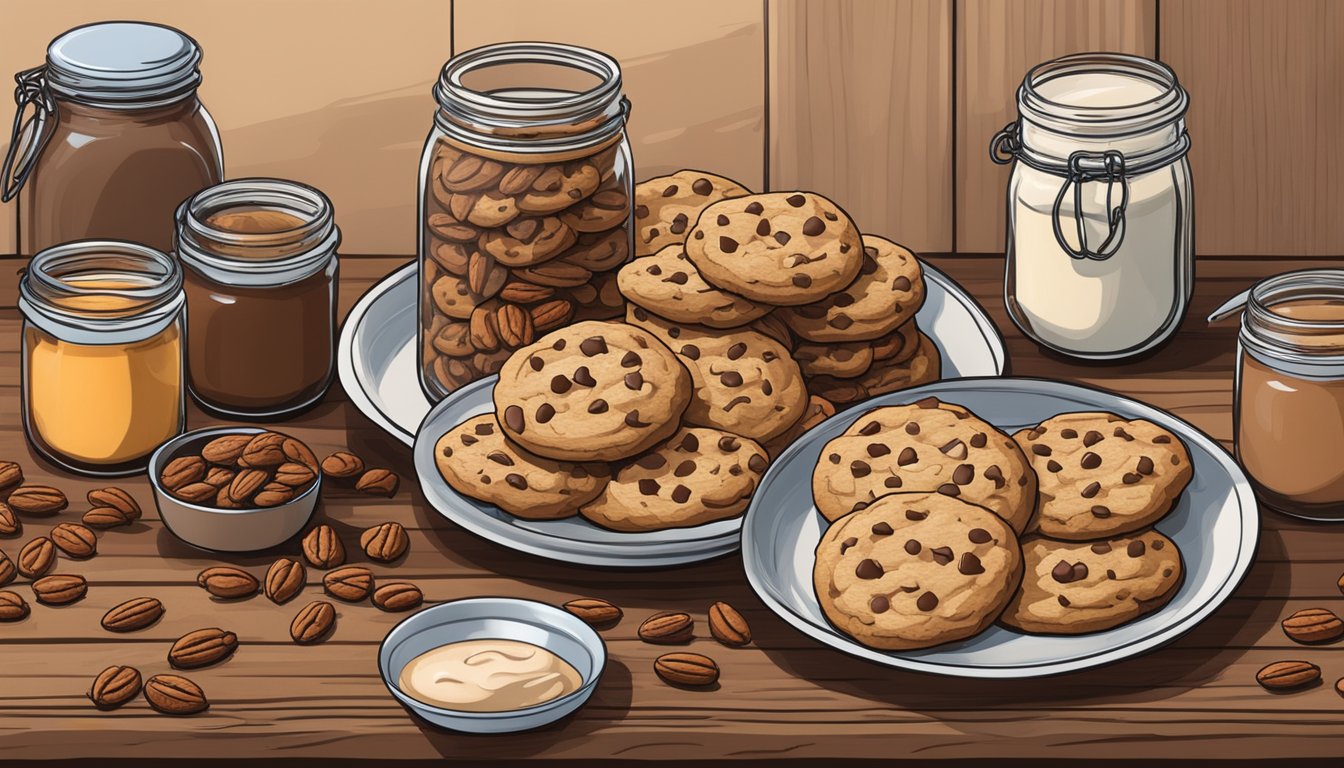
[[0, 1, 452, 257], [1162, 0, 1344, 256], [0, 255, 1340, 761], [956, 0, 1157, 253], [768, 0, 953, 254], [454, 0, 766, 191]]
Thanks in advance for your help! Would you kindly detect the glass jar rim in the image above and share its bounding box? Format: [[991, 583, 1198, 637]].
[[1242, 269, 1344, 364], [433, 42, 628, 154], [1019, 52, 1187, 137], [45, 21, 203, 109]]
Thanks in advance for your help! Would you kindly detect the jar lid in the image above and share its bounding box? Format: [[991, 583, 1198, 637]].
[[45, 22, 203, 106]]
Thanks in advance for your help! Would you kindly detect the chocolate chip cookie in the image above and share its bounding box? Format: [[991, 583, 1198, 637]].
[[806, 331, 942, 406], [1000, 530, 1183, 634], [480, 217, 578, 267], [763, 395, 836, 459], [812, 397, 1037, 532], [618, 244, 770, 329], [436, 415, 610, 519], [626, 309, 809, 444], [814, 491, 1023, 650], [781, 235, 926, 342], [685, 192, 864, 305], [635, 170, 751, 257], [1014, 412, 1192, 541], [494, 320, 693, 462], [795, 340, 874, 379], [580, 427, 768, 532]]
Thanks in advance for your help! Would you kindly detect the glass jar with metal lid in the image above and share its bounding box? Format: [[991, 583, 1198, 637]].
[[991, 52, 1193, 360], [19, 241, 186, 475], [3, 21, 223, 253], [418, 42, 634, 401], [175, 178, 341, 418], [1232, 270, 1344, 521]]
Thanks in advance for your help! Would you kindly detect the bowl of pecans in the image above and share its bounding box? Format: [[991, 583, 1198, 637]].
[[148, 427, 322, 552]]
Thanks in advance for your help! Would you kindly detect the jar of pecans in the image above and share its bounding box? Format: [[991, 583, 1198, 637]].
[[418, 42, 634, 400]]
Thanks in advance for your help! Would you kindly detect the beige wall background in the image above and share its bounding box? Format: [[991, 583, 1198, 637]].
[[1, 0, 1342, 257]]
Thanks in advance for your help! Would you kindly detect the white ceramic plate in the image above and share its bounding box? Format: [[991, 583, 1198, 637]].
[[741, 377, 1259, 678], [338, 260, 1007, 447]]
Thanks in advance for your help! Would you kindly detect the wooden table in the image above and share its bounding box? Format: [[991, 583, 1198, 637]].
[[1, 255, 1341, 765]]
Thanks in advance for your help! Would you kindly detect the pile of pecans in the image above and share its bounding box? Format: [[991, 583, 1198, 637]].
[[1256, 577, 1344, 697]]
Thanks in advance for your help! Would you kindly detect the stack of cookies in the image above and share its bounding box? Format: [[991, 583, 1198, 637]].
[[625, 171, 941, 410], [434, 319, 773, 533], [810, 398, 1191, 650]]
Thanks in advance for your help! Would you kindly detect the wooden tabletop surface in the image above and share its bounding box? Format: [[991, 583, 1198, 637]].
[[0, 254, 1341, 765]]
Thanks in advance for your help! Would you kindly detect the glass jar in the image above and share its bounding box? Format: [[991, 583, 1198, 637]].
[[18, 241, 186, 475], [418, 42, 634, 401], [176, 178, 340, 418], [3, 21, 224, 253], [1234, 270, 1344, 521], [991, 53, 1193, 360]]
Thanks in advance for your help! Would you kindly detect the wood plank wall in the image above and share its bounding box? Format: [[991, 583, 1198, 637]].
[[0, 0, 1341, 258]]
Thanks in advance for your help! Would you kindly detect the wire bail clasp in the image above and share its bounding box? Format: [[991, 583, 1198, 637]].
[[1051, 149, 1130, 262], [2, 66, 57, 203]]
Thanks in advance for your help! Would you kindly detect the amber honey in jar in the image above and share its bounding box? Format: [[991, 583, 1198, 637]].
[[18, 241, 186, 475], [176, 179, 340, 418], [3, 22, 223, 253], [1235, 269, 1344, 520], [418, 42, 634, 400]]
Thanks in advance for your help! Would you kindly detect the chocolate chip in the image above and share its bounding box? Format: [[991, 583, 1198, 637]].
[[670, 213, 688, 234], [744, 201, 764, 214], [969, 432, 987, 448], [1152, 539, 1165, 550], [637, 454, 667, 470], [755, 218, 771, 236], [716, 213, 730, 226], [774, 231, 791, 245], [839, 536, 858, 554], [460, 435, 478, 446], [504, 405, 524, 433], [931, 546, 954, 565], [897, 447, 918, 466], [940, 439, 967, 459], [680, 344, 700, 360], [937, 483, 961, 497], [626, 410, 649, 427], [573, 367, 597, 387], [620, 351, 641, 367], [1047, 460, 1063, 473], [892, 275, 912, 291], [883, 477, 902, 488], [552, 339, 566, 351], [638, 479, 660, 496], [984, 465, 1006, 488], [851, 461, 871, 478], [829, 315, 852, 330], [1080, 452, 1102, 469], [671, 485, 691, 503], [475, 422, 494, 435], [1052, 560, 1074, 583], [668, 459, 695, 477], [1127, 540, 1146, 557], [900, 539, 920, 555], [487, 451, 514, 466], [802, 216, 825, 236], [692, 178, 713, 195], [505, 473, 527, 490], [1081, 481, 1100, 498], [1137, 456, 1155, 475], [867, 443, 891, 458], [1091, 542, 1112, 554], [720, 371, 744, 387], [855, 559, 883, 579], [762, 380, 773, 396], [635, 204, 650, 218], [905, 422, 920, 435], [664, 271, 689, 285], [661, 184, 679, 197], [1058, 596, 1071, 607], [1031, 444, 1052, 456], [905, 509, 927, 521], [717, 436, 739, 452], [580, 337, 607, 356], [680, 433, 700, 451], [749, 454, 768, 473], [968, 528, 991, 544], [724, 395, 752, 411], [624, 372, 643, 390], [916, 592, 939, 611], [1060, 428, 1078, 439], [1123, 472, 1141, 484], [550, 375, 572, 394], [1091, 505, 1111, 518], [727, 342, 747, 360], [828, 453, 840, 464], [860, 421, 882, 436], [762, 351, 778, 362], [869, 595, 890, 614], [786, 194, 806, 207], [588, 399, 608, 414], [1114, 427, 1135, 441], [528, 356, 544, 372], [719, 236, 739, 253], [953, 464, 975, 485], [792, 274, 812, 288], [958, 553, 985, 575], [1083, 430, 1104, 447], [1152, 435, 1172, 444], [1107, 569, 1117, 580]]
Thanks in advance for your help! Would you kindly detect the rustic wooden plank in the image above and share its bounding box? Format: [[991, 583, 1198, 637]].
[[767, 0, 953, 254], [454, 0, 767, 191], [1, 3, 450, 257], [955, 0, 1157, 253], [1161, 0, 1344, 255]]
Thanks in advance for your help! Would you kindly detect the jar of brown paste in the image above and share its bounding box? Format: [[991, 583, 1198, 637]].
[[3, 22, 223, 253], [418, 42, 634, 401], [175, 178, 340, 418], [1235, 270, 1344, 520]]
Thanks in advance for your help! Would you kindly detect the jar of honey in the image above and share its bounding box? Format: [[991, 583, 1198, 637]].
[[18, 241, 186, 475]]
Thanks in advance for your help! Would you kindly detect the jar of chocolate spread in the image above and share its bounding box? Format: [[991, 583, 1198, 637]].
[[175, 178, 340, 418], [1236, 269, 1344, 520], [3, 22, 223, 253]]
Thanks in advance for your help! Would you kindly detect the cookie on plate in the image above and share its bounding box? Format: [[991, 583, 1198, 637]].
[[626, 308, 809, 444], [1000, 530, 1183, 634], [806, 331, 942, 406], [617, 244, 770, 329], [762, 395, 836, 459], [812, 397, 1037, 532], [435, 415, 611, 520], [814, 491, 1023, 650], [635, 170, 751, 257], [580, 426, 768, 532], [794, 340, 874, 379], [494, 320, 693, 462], [685, 192, 864, 305], [781, 235, 925, 343], [1014, 412, 1192, 541]]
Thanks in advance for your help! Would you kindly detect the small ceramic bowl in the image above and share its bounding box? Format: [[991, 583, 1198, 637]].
[[378, 597, 606, 733], [148, 426, 320, 552]]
